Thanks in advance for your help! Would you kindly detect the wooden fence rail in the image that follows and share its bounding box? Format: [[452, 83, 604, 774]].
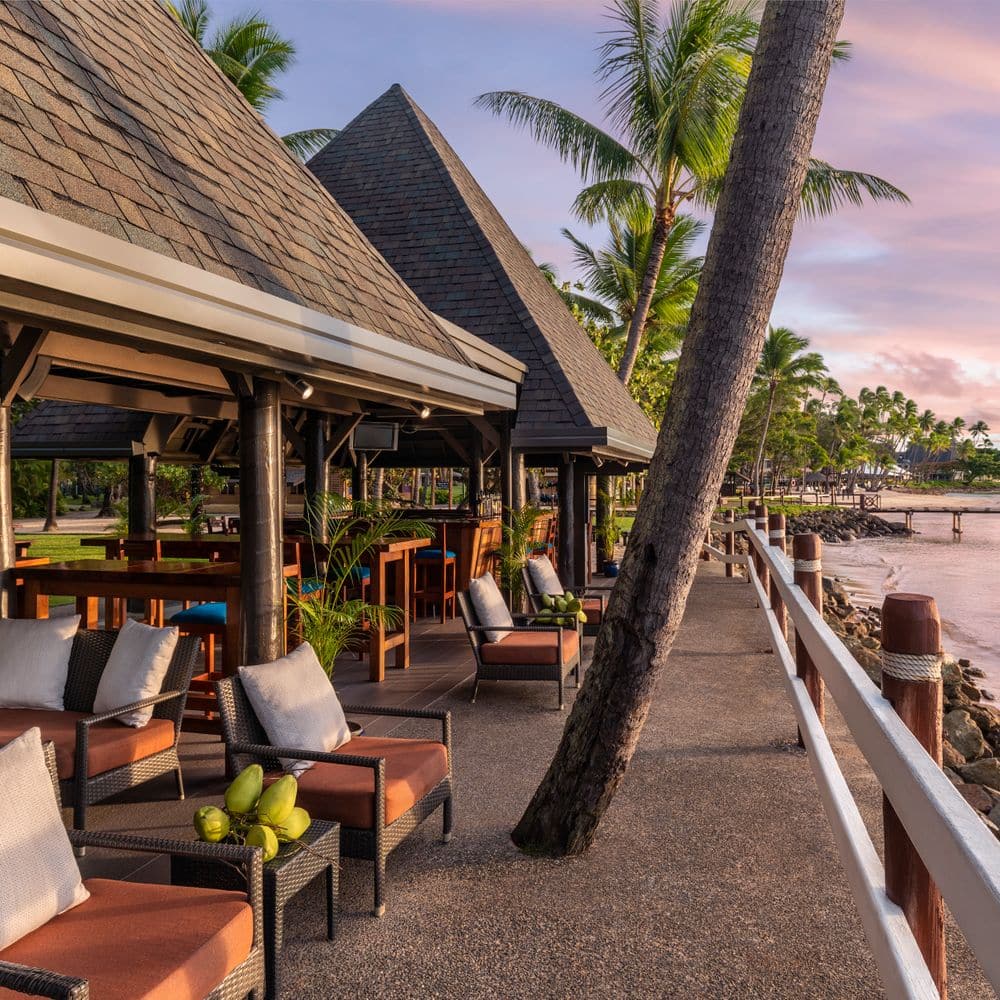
[[702, 518, 1000, 998]]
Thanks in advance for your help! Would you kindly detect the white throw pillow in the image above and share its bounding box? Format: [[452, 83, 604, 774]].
[[93, 619, 180, 727], [239, 642, 351, 776], [468, 572, 513, 643], [0, 728, 89, 949], [527, 556, 564, 597], [0, 616, 80, 711]]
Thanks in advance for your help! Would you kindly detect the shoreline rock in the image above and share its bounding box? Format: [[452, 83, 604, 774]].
[[822, 578, 1000, 837], [787, 509, 909, 544]]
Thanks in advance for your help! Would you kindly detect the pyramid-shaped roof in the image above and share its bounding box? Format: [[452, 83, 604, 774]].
[[0, 3, 468, 366], [308, 85, 657, 462]]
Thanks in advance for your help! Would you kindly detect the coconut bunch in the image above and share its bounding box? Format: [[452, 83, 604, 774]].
[[536, 591, 587, 627], [194, 765, 311, 862]]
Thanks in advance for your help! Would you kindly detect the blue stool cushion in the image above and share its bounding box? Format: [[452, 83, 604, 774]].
[[416, 548, 456, 559], [300, 578, 325, 594], [169, 602, 227, 626], [349, 566, 371, 581]]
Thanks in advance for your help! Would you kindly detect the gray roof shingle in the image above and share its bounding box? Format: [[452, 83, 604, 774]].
[[308, 84, 657, 461], [0, 2, 466, 364]]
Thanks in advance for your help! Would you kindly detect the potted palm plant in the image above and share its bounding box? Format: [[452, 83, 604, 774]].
[[288, 493, 432, 677], [497, 504, 544, 610]]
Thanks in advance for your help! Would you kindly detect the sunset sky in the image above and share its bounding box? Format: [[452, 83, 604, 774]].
[[218, 0, 1000, 426]]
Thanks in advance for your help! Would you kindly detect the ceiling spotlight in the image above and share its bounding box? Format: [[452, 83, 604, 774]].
[[419, 404, 431, 419], [286, 374, 314, 400]]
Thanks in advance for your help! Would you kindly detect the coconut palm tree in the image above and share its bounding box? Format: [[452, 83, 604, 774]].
[[970, 419, 992, 446], [166, 0, 335, 159], [750, 327, 827, 493], [477, 0, 908, 385]]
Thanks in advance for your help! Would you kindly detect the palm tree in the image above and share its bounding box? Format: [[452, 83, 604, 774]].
[[477, 0, 907, 385], [166, 0, 335, 159], [750, 327, 827, 494], [970, 419, 991, 446]]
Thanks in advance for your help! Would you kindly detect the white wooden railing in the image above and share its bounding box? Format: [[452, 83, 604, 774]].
[[704, 516, 1000, 998]]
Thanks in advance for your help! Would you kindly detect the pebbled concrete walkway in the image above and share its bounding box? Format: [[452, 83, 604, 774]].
[[84, 563, 991, 997]]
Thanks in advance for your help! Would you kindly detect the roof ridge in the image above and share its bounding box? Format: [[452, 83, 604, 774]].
[[381, 86, 593, 428]]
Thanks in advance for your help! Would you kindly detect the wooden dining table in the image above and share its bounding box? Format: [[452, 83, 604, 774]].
[[16, 559, 298, 675]]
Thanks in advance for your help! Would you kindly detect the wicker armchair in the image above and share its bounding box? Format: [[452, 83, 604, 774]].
[[521, 563, 607, 637], [0, 629, 200, 830], [457, 592, 581, 710], [0, 742, 265, 1000], [216, 676, 453, 918]]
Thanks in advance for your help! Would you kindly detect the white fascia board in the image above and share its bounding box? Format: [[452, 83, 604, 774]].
[[0, 197, 518, 412]]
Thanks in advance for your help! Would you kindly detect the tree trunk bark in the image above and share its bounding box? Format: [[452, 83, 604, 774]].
[[526, 468, 541, 505], [595, 474, 614, 569], [42, 458, 59, 532], [616, 207, 674, 385], [512, 0, 844, 856]]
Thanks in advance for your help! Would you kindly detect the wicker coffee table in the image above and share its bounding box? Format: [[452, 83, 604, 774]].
[[171, 819, 340, 1000]]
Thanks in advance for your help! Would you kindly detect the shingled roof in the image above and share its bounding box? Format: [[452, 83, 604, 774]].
[[0, 2, 466, 365], [13, 402, 155, 459], [308, 85, 657, 463]]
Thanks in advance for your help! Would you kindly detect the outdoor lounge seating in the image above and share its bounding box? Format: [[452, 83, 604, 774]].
[[0, 739, 265, 1000], [216, 675, 453, 918], [457, 590, 581, 709], [0, 629, 200, 830], [522, 556, 607, 636]]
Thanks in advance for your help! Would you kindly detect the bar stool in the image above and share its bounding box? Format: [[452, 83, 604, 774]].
[[411, 526, 456, 623]]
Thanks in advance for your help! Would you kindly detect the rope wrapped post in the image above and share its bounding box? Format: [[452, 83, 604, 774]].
[[768, 512, 787, 639], [754, 503, 769, 599], [793, 533, 825, 738], [881, 593, 947, 997], [724, 509, 735, 578]]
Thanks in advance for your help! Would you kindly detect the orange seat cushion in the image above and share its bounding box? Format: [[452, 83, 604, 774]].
[[0, 878, 253, 1000], [0, 709, 174, 780], [480, 627, 579, 665], [275, 736, 448, 829], [582, 598, 603, 625]]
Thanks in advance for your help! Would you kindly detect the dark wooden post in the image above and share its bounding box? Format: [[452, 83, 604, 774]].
[[42, 459, 59, 532], [499, 415, 514, 526], [351, 452, 368, 507], [881, 592, 946, 997], [239, 377, 284, 666], [448, 469, 454, 509], [303, 412, 329, 539], [724, 509, 735, 578], [127, 450, 157, 538], [557, 458, 575, 585], [468, 433, 483, 517], [754, 503, 769, 599], [595, 479, 613, 571], [768, 511, 786, 637], [572, 465, 589, 589], [792, 533, 825, 727], [0, 403, 15, 618]]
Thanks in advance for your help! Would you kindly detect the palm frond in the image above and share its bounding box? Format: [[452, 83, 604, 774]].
[[164, 0, 210, 44], [283, 128, 338, 159], [799, 159, 910, 219], [474, 91, 641, 185], [572, 178, 651, 224]]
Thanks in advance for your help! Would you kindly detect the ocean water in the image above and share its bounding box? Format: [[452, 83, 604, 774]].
[[820, 499, 1000, 689]]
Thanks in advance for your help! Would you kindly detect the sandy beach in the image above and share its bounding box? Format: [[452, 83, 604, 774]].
[[874, 489, 1000, 510]]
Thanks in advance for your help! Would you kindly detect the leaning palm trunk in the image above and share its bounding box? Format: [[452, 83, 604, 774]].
[[751, 385, 777, 496], [512, 0, 845, 857], [616, 207, 674, 385]]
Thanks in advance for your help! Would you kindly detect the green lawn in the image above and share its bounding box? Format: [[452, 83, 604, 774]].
[[17, 533, 102, 607]]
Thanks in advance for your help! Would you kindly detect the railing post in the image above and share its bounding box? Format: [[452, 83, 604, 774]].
[[768, 512, 786, 638], [881, 593, 947, 997], [754, 503, 769, 598], [724, 509, 735, 578], [701, 524, 711, 561], [793, 532, 825, 730]]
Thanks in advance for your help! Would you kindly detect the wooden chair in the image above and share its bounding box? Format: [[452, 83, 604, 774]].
[[0, 629, 200, 830], [411, 524, 456, 623], [216, 676, 453, 918], [115, 538, 164, 627], [457, 591, 581, 710], [0, 743, 264, 1000], [521, 558, 607, 637]]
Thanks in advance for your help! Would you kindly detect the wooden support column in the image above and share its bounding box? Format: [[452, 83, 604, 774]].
[[498, 415, 514, 525], [352, 452, 368, 506], [127, 450, 157, 537], [468, 435, 483, 516], [572, 464, 589, 589], [303, 412, 329, 539], [595, 476, 613, 571], [792, 533, 825, 727], [238, 376, 284, 666], [768, 512, 786, 638], [557, 458, 575, 585], [448, 469, 454, 509], [881, 593, 947, 997], [0, 402, 15, 618]]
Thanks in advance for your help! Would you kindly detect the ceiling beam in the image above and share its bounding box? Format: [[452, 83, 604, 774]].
[[324, 414, 364, 462], [1, 326, 47, 406], [37, 374, 238, 419]]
